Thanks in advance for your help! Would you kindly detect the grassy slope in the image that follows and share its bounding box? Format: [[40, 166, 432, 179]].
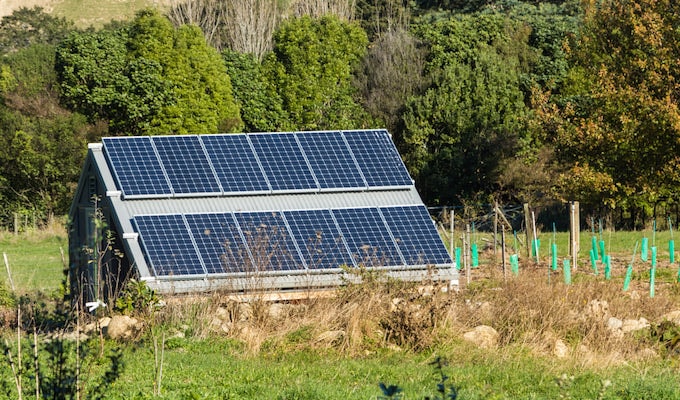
[[3, 0, 171, 28]]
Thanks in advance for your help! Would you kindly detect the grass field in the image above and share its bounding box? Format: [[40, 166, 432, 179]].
[[3, 227, 680, 399], [0, 228, 67, 293]]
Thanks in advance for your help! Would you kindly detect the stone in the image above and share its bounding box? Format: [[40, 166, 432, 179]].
[[315, 330, 345, 345], [660, 310, 680, 325], [462, 325, 499, 349], [553, 339, 569, 358], [585, 300, 610, 320], [268, 303, 289, 320], [607, 317, 623, 331], [106, 315, 140, 340], [621, 318, 649, 333]]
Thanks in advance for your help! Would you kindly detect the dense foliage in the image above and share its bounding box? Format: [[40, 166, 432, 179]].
[[0, 0, 677, 226]]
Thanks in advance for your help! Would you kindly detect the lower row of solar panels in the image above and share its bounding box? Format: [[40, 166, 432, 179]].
[[132, 205, 452, 277]]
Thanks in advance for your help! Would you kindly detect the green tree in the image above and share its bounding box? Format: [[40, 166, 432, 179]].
[[0, 44, 90, 221], [223, 49, 291, 132], [264, 15, 373, 130], [549, 0, 680, 217], [56, 9, 242, 136], [401, 14, 530, 205], [402, 46, 527, 204], [0, 7, 75, 54]]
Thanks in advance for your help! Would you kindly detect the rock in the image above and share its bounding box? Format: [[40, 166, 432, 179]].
[[628, 290, 641, 300], [106, 315, 140, 340], [585, 300, 610, 320], [268, 303, 289, 320], [463, 325, 499, 349], [553, 339, 569, 358], [607, 317, 623, 331], [660, 310, 680, 325], [621, 318, 649, 333], [315, 330, 345, 345], [237, 303, 252, 322]]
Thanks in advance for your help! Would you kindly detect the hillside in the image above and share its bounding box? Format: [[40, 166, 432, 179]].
[[0, 0, 171, 27]]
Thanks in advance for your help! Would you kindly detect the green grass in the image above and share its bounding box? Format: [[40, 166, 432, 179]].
[[93, 339, 680, 399], [3, 229, 680, 398], [0, 230, 66, 293]]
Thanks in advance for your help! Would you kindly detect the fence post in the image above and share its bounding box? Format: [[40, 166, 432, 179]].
[[570, 201, 580, 270], [523, 203, 531, 258]]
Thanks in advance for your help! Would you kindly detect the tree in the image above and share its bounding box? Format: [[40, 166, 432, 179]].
[[355, 29, 429, 135], [400, 14, 531, 205], [0, 44, 90, 221], [264, 15, 372, 130], [0, 7, 75, 54], [56, 9, 243, 135], [401, 46, 527, 204], [56, 28, 173, 135], [549, 0, 680, 215], [223, 50, 291, 132]]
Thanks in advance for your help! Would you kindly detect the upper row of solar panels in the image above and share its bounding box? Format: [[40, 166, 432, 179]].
[[102, 129, 413, 198]]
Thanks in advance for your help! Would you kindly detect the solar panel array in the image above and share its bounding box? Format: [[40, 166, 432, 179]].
[[132, 205, 451, 277], [102, 130, 412, 198]]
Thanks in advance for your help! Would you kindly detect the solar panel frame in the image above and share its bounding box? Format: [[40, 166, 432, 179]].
[[102, 137, 173, 198], [343, 129, 413, 189], [200, 134, 271, 194], [380, 205, 453, 266], [234, 210, 306, 271], [247, 133, 319, 192], [184, 212, 253, 274], [283, 209, 356, 270], [332, 207, 405, 268], [294, 131, 367, 191], [151, 135, 223, 196], [133, 214, 207, 277]]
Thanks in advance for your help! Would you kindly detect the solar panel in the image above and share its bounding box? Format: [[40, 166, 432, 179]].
[[248, 133, 317, 191], [295, 131, 366, 189], [343, 130, 413, 188], [234, 211, 304, 271], [151, 136, 221, 195], [283, 209, 355, 270], [185, 213, 251, 274], [332, 207, 404, 267], [133, 214, 205, 276], [201, 134, 270, 193], [380, 205, 452, 265], [102, 137, 172, 197]]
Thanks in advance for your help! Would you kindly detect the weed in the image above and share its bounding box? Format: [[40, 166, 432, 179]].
[[378, 356, 458, 400], [114, 278, 161, 317]]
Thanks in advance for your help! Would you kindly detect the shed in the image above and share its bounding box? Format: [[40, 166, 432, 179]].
[[68, 130, 457, 302]]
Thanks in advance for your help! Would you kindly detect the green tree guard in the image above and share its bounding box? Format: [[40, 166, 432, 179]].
[[471, 243, 479, 268], [641, 237, 649, 261], [551, 243, 557, 271], [604, 255, 611, 280], [563, 259, 571, 285], [455, 247, 462, 270], [591, 236, 598, 261], [670, 240, 675, 264], [510, 254, 519, 276], [623, 264, 634, 291], [590, 249, 597, 273], [598, 239, 606, 262]]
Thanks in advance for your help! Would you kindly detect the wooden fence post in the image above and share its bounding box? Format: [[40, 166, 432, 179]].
[[570, 201, 580, 270]]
